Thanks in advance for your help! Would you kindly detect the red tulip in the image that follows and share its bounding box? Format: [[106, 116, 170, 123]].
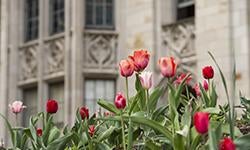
[[219, 137, 236, 150], [46, 99, 58, 114], [80, 106, 89, 120], [193, 112, 209, 134], [36, 128, 42, 136], [88, 125, 95, 137], [114, 93, 126, 109], [202, 66, 214, 79], [129, 50, 150, 72], [119, 59, 134, 77], [174, 73, 192, 85], [158, 57, 177, 78]]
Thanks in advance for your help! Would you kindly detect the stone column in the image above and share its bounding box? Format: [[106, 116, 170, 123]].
[[0, 0, 8, 142], [64, 0, 72, 124], [71, 0, 84, 123]]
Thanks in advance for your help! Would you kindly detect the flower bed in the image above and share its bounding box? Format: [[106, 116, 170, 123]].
[[1, 50, 250, 150]]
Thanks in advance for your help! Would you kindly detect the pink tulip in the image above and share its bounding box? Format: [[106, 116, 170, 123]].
[[129, 50, 150, 72], [114, 93, 126, 109], [194, 83, 201, 97], [203, 80, 209, 91], [174, 73, 192, 85], [119, 59, 134, 77], [139, 71, 153, 89], [158, 57, 177, 78], [9, 101, 26, 114]]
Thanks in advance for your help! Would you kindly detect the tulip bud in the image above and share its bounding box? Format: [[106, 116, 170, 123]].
[[203, 80, 209, 91], [193, 112, 209, 134], [36, 128, 42, 137], [129, 50, 150, 72], [202, 66, 214, 79], [9, 101, 26, 114], [194, 83, 201, 97], [158, 57, 177, 78], [46, 99, 58, 114], [139, 71, 153, 89], [119, 59, 134, 77], [88, 125, 95, 137], [174, 73, 192, 85], [80, 106, 89, 120], [114, 93, 126, 109], [219, 137, 236, 150]]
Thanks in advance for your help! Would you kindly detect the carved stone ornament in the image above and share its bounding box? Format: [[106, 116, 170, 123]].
[[162, 19, 196, 75], [19, 45, 38, 80], [84, 32, 118, 69], [45, 38, 65, 74]]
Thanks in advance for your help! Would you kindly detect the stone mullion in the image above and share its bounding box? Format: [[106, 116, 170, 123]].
[[71, 0, 84, 123], [64, 0, 72, 125], [0, 0, 9, 142], [37, 0, 46, 113]]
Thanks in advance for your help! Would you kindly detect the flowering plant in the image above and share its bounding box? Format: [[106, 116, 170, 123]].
[[1, 50, 250, 150]]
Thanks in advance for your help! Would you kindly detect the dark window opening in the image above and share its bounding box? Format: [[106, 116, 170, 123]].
[[50, 0, 65, 35], [85, 0, 115, 30], [177, 0, 195, 21], [25, 0, 39, 42]]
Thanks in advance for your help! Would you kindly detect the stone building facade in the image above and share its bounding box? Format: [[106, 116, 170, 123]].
[[0, 0, 250, 143]]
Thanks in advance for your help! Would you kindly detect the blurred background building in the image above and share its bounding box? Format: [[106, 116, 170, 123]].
[[0, 0, 250, 142]]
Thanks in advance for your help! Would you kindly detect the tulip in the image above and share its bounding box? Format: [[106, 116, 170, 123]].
[[80, 106, 89, 120], [119, 59, 134, 77], [219, 137, 236, 150], [158, 57, 177, 78], [114, 93, 126, 109], [194, 83, 201, 97], [202, 66, 214, 79], [36, 128, 42, 136], [88, 125, 95, 137], [9, 101, 26, 114], [129, 50, 150, 72], [193, 112, 209, 134], [174, 73, 192, 85], [139, 71, 153, 89], [203, 80, 209, 91], [46, 99, 58, 114]]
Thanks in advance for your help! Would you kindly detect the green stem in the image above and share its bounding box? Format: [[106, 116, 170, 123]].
[[126, 77, 133, 150], [125, 77, 129, 105], [15, 114, 18, 127], [146, 89, 149, 117], [121, 113, 126, 150]]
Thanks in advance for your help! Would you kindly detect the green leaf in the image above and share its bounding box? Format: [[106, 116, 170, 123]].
[[235, 134, 250, 150], [208, 122, 222, 150], [47, 133, 75, 150], [199, 83, 210, 107], [0, 113, 15, 147], [98, 115, 173, 143], [203, 107, 221, 114], [148, 87, 163, 112], [145, 139, 161, 150], [48, 127, 61, 144], [97, 99, 119, 114], [97, 126, 115, 142]]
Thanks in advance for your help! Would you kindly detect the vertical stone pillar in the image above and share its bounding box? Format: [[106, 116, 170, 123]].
[[0, 0, 8, 142], [71, 0, 83, 123]]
